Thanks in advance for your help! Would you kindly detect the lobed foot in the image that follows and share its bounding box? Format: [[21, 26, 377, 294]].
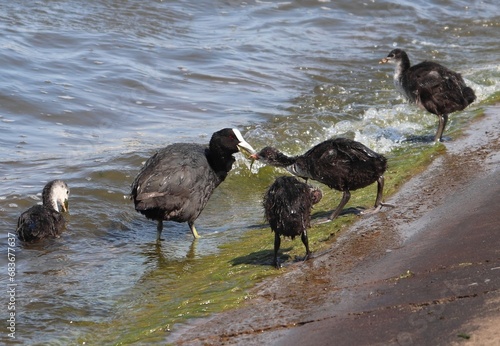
[[315, 218, 333, 225], [360, 202, 395, 215], [302, 252, 312, 262]]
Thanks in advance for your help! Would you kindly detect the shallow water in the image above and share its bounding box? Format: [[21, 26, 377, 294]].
[[1, 0, 499, 344]]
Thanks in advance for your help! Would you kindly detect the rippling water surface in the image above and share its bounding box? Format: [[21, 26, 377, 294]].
[[1, 0, 499, 344]]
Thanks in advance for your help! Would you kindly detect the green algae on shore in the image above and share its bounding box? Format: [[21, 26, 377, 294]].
[[77, 137, 450, 345]]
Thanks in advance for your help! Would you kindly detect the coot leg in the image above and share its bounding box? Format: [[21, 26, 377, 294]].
[[273, 232, 281, 269], [156, 221, 164, 241], [375, 175, 385, 207], [435, 114, 448, 142], [188, 221, 200, 239], [360, 176, 395, 215], [328, 190, 351, 221], [301, 230, 311, 261]]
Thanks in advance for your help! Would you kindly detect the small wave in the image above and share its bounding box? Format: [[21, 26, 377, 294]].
[[58, 95, 75, 100]]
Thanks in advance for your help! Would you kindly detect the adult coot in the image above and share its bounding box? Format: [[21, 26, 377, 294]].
[[263, 176, 322, 268], [16, 180, 70, 242], [252, 138, 392, 221], [131, 128, 256, 241], [380, 48, 476, 142]]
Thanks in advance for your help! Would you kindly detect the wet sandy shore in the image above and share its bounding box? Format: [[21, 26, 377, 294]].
[[169, 106, 500, 346]]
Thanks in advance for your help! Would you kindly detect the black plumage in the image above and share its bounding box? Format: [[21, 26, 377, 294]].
[[380, 48, 476, 142], [252, 138, 391, 221], [263, 176, 322, 268], [130, 128, 255, 241], [16, 180, 70, 242]]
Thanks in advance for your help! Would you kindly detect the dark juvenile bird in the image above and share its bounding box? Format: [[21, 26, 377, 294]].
[[131, 128, 256, 241], [380, 48, 476, 142], [263, 176, 322, 269], [16, 180, 70, 242], [251, 138, 391, 222]]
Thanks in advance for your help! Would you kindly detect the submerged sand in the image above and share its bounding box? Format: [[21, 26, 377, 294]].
[[169, 105, 500, 346]]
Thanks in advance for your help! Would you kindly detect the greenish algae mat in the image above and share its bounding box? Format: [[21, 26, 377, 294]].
[[79, 108, 495, 345]]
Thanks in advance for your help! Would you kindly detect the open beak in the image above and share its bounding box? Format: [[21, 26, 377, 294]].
[[61, 199, 69, 212], [379, 57, 391, 64], [238, 142, 257, 171], [237, 140, 256, 159], [232, 128, 256, 159]]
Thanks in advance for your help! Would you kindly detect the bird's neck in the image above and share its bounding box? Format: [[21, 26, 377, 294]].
[[43, 193, 60, 212], [269, 152, 298, 168], [207, 150, 235, 180], [393, 54, 411, 85]]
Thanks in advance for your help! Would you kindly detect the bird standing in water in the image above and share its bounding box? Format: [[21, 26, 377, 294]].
[[16, 180, 70, 242], [252, 138, 392, 222], [380, 48, 476, 142], [263, 176, 322, 268], [131, 128, 255, 241]]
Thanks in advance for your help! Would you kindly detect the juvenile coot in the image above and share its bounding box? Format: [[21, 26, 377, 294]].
[[131, 128, 256, 241], [16, 180, 70, 242], [252, 138, 392, 221], [263, 176, 322, 269], [380, 48, 476, 142]]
